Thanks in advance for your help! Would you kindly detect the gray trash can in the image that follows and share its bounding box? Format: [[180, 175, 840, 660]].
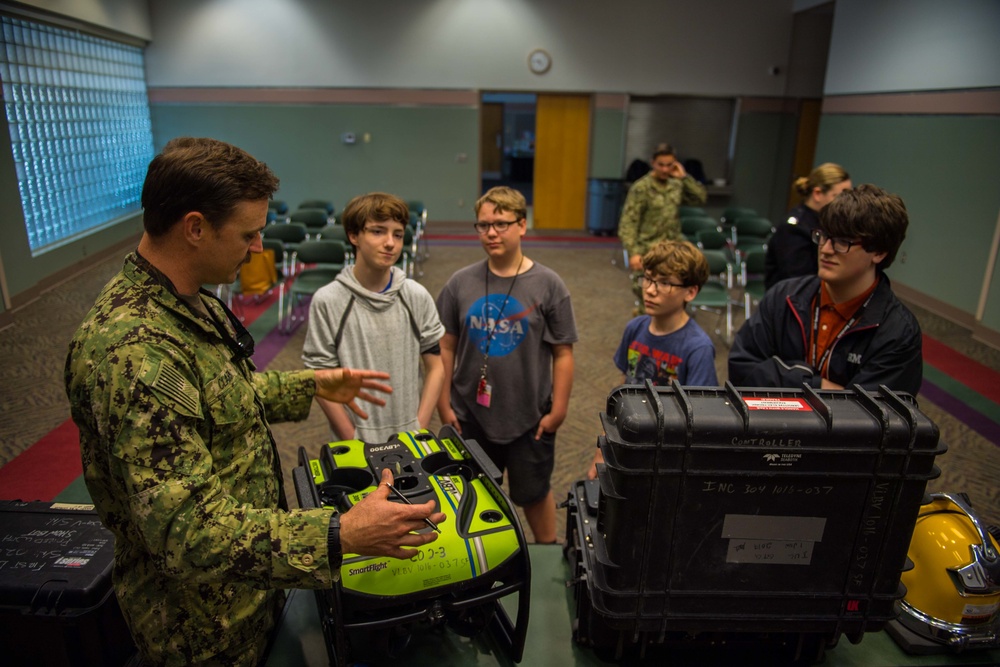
[[587, 179, 627, 236]]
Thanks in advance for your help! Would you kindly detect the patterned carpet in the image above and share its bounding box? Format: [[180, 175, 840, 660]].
[[1, 226, 998, 537]]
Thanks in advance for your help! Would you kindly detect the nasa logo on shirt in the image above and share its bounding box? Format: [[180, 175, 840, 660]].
[[466, 294, 534, 357]]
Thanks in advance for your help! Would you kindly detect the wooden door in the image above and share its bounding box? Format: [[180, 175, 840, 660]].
[[533, 94, 592, 230], [480, 102, 503, 177]]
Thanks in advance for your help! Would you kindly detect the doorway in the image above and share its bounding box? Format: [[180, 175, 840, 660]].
[[479, 92, 536, 204]]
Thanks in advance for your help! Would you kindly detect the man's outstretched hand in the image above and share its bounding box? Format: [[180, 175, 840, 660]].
[[314, 368, 393, 419]]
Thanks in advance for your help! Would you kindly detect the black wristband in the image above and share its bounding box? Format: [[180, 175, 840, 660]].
[[327, 514, 343, 571]]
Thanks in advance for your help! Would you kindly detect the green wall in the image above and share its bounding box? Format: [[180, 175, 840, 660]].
[[149, 103, 481, 222], [730, 111, 798, 225], [590, 108, 626, 179], [815, 114, 1000, 319]]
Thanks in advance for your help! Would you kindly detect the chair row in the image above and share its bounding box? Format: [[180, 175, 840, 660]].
[[267, 198, 427, 271], [683, 214, 775, 269], [261, 222, 419, 278], [689, 246, 769, 346], [268, 199, 336, 218], [260, 222, 421, 334], [680, 206, 773, 256]]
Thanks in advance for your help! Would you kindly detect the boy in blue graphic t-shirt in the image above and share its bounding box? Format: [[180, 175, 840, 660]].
[[436, 187, 578, 544], [587, 240, 717, 479]]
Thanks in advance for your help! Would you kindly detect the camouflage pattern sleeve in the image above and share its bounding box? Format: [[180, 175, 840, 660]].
[[681, 175, 708, 205], [618, 181, 646, 257], [89, 341, 336, 589], [253, 369, 315, 423]]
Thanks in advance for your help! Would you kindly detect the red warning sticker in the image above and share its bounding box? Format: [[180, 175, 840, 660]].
[[745, 397, 812, 411]]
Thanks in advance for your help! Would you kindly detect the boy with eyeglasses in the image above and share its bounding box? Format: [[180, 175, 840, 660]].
[[586, 240, 717, 479], [303, 192, 445, 442], [729, 184, 922, 395], [436, 186, 578, 544]]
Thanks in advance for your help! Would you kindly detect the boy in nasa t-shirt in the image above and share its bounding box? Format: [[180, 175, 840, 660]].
[[436, 186, 577, 544]]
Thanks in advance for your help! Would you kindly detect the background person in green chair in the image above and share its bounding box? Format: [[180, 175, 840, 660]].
[[728, 184, 922, 395], [65, 137, 446, 667], [618, 143, 707, 312], [302, 192, 445, 443], [765, 162, 852, 290]]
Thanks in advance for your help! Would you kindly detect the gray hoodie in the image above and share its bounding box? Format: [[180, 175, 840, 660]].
[[302, 265, 444, 443]]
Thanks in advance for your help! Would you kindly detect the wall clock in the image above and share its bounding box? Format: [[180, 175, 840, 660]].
[[528, 48, 551, 75]]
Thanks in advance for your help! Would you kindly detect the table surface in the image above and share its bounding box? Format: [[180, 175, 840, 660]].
[[266, 544, 999, 666]]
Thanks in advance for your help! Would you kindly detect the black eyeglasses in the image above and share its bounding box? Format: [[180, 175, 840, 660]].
[[812, 229, 863, 254], [202, 290, 255, 362], [638, 274, 687, 293], [474, 219, 520, 235]]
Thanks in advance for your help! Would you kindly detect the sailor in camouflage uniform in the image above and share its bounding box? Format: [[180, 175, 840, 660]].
[[65, 137, 445, 666], [619, 144, 707, 311]]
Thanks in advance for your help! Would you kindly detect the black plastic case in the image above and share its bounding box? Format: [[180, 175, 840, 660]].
[[0, 500, 135, 666], [565, 381, 946, 663]]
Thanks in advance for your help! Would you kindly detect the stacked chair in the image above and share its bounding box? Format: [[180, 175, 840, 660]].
[[407, 200, 429, 269], [317, 223, 353, 264], [262, 237, 289, 279], [720, 206, 756, 233], [732, 215, 775, 261], [740, 248, 767, 320], [298, 199, 336, 218], [262, 223, 307, 275], [691, 249, 736, 345], [395, 224, 418, 278], [681, 215, 721, 244], [281, 239, 348, 333], [290, 208, 331, 239], [678, 205, 706, 219], [268, 200, 290, 223]]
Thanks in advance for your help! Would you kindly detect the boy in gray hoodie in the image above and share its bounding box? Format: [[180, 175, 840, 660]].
[[303, 193, 445, 443]]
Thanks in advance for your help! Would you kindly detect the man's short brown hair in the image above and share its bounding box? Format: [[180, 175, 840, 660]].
[[141, 137, 279, 236], [642, 240, 710, 289], [340, 192, 410, 243], [651, 143, 676, 160], [475, 186, 527, 222], [820, 184, 909, 271]]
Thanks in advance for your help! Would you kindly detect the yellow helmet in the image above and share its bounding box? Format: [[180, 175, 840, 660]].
[[894, 493, 1000, 651]]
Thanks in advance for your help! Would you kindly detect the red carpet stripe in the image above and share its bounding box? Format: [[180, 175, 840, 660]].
[[922, 334, 1000, 404], [0, 283, 283, 501], [0, 420, 82, 501]]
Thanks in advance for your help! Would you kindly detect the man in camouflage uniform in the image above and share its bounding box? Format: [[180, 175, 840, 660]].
[[619, 144, 707, 311], [65, 137, 446, 666]]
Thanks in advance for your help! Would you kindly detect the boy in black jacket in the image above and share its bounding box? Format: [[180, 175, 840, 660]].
[[729, 184, 922, 395]]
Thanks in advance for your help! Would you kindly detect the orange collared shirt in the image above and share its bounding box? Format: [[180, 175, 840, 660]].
[[811, 278, 879, 377]]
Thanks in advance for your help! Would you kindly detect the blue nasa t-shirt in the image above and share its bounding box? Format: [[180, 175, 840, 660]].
[[436, 260, 578, 443], [465, 292, 533, 359]]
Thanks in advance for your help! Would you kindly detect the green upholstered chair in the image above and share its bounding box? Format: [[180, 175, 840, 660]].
[[281, 240, 348, 333], [691, 249, 736, 345]]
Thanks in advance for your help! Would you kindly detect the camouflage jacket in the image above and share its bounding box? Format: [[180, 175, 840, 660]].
[[65, 252, 336, 666], [618, 172, 707, 258]]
